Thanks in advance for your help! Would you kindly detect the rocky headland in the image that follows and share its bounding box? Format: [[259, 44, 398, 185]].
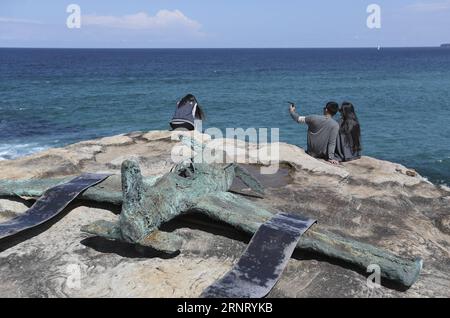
[[0, 130, 449, 297]]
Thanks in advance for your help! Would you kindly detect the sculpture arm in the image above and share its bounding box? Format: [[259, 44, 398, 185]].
[[193, 192, 422, 287]]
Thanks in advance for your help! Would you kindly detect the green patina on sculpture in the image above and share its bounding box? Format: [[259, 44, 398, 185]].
[[0, 136, 423, 288], [82, 159, 266, 254]]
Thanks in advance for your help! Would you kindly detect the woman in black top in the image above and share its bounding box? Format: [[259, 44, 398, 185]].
[[335, 102, 362, 162]]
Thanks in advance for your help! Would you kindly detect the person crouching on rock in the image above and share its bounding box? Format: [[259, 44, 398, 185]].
[[289, 101, 340, 165], [170, 94, 205, 131], [334, 102, 362, 162]]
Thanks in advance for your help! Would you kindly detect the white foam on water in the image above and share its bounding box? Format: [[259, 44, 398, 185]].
[[0, 143, 48, 161]]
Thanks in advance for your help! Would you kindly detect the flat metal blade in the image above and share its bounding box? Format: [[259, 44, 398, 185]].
[[201, 212, 316, 298], [0, 173, 110, 240]]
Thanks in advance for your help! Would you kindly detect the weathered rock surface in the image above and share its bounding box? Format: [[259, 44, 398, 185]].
[[0, 130, 449, 298]]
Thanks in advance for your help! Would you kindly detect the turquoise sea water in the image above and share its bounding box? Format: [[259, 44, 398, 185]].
[[0, 48, 449, 185]]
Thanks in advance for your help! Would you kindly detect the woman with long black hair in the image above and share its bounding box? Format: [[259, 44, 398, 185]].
[[170, 94, 205, 131], [335, 102, 362, 162]]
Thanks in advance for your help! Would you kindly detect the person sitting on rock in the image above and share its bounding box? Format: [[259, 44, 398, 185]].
[[289, 101, 340, 165], [334, 102, 362, 162], [170, 94, 205, 131]]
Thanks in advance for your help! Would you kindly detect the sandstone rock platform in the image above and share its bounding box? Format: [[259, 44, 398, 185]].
[[0, 131, 448, 297]]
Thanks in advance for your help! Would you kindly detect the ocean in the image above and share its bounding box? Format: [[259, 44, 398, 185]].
[[0, 48, 449, 185]]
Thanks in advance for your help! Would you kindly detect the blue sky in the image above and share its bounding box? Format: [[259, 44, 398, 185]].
[[0, 0, 449, 48]]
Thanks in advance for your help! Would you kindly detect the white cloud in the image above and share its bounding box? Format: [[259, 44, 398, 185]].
[[82, 10, 203, 34], [406, 0, 450, 12]]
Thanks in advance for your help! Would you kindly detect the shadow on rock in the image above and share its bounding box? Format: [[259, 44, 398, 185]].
[[0, 199, 120, 253], [162, 212, 251, 244], [291, 249, 411, 292], [80, 236, 179, 259]]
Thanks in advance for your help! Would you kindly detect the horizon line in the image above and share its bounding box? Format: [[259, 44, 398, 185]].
[[0, 45, 446, 50]]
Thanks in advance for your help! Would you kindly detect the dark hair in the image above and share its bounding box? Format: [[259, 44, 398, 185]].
[[325, 101, 339, 116], [340, 102, 362, 152], [178, 94, 205, 120]]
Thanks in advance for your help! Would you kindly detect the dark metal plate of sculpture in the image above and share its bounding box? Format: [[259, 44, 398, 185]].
[[201, 212, 316, 298], [0, 173, 110, 240]]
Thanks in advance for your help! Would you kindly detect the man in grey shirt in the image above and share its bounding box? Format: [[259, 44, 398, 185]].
[[289, 102, 340, 165]]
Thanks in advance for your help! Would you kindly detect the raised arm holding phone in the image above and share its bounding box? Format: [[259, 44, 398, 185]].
[[289, 101, 340, 165]]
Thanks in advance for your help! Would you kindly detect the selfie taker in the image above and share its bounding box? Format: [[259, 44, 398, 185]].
[[288, 101, 340, 165]]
